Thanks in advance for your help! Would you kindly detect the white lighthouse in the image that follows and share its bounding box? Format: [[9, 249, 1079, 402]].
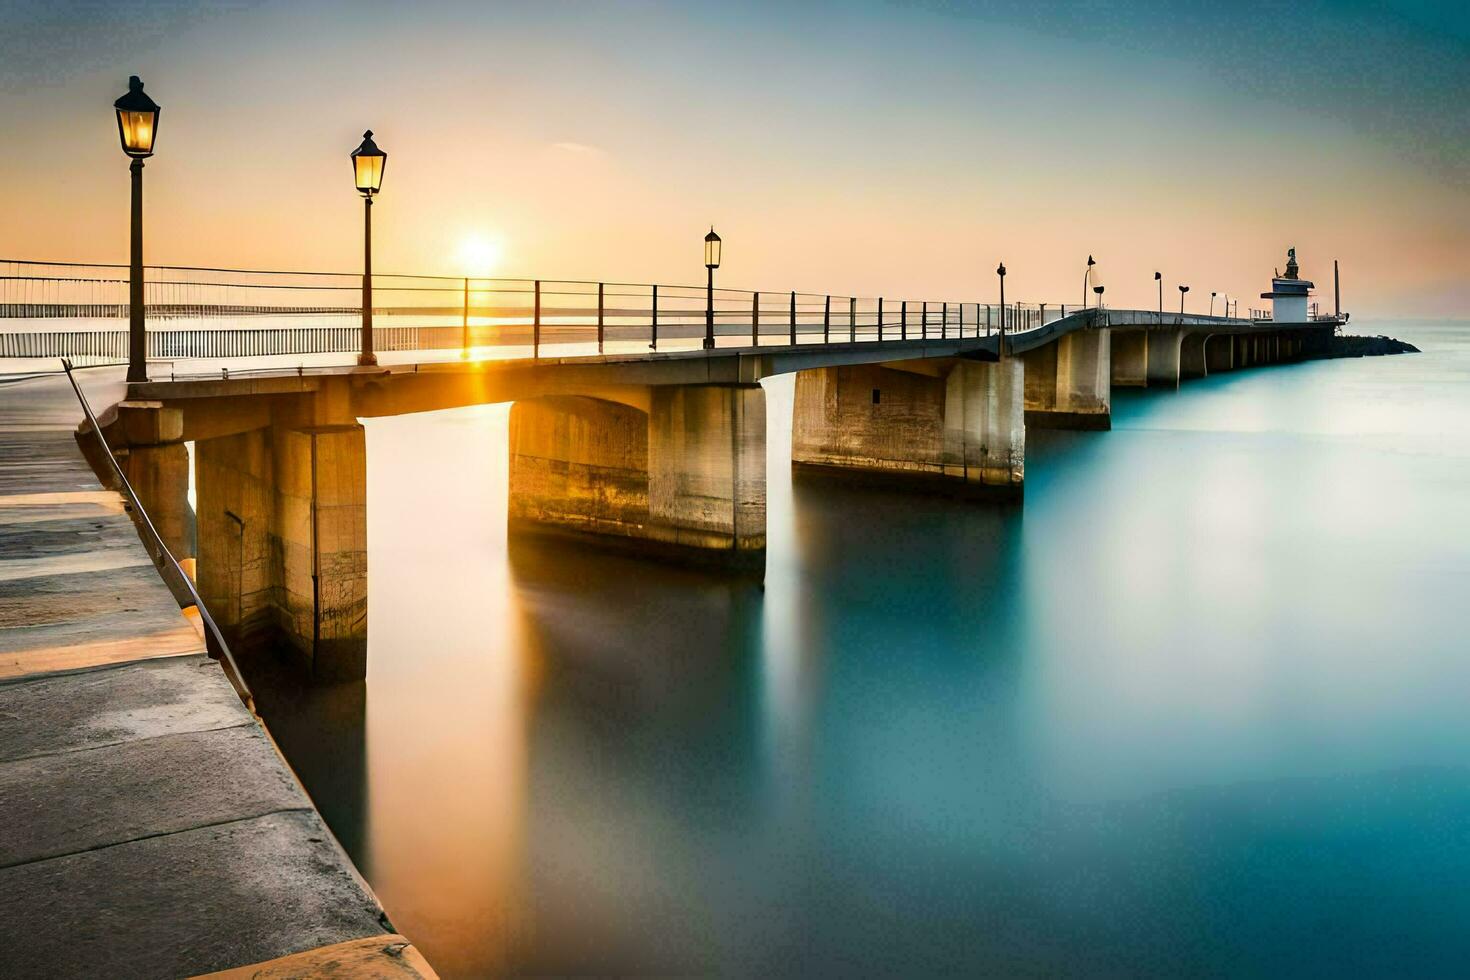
[[1260, 247, 1313, 323]]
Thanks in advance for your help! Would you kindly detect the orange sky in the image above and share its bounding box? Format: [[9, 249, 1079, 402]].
[[2, 0, 1466, 317]]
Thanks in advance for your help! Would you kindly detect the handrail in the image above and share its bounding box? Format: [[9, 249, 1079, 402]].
[[60, 358, 256, 712]]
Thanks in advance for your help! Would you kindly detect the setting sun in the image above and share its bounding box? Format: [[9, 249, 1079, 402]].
[[455, 233, 505, 277]]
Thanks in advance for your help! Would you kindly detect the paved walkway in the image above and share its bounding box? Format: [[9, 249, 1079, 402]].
[[0, 370, 435, 979]]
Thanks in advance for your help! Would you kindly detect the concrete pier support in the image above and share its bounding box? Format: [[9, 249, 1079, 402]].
[[1023, 329, 1111, 429], [1180, 334, 1209, 380], [1146, 329, 1184, 388], [1110, 331, 1149, 387], [1206, 334, 1235, 372], [111, 402, 195, 560], [508, 385, 766, 566], [792, 358, 1024, 494], [195, 423, 368, 681]]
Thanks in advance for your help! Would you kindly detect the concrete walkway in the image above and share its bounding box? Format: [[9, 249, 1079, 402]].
[[0, 370, 435, 979]]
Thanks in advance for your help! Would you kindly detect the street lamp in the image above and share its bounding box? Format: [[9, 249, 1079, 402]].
[[703, 227, 721, 350], [1083, 255, 1095, 309], [115, 76, 160, 384], [1178, 284, 1190, 314], [1210, 291, 1217, 316], [1093, 284, 1105, 310], [1154, 271, 1162, 315], [351, 130, 387, 366], [997, 262, 1007, 357]]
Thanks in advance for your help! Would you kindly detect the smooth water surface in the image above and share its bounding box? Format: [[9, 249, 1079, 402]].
[[249, 320, 1470, 977]]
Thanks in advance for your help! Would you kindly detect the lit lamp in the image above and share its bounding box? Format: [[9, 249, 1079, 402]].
[[351, 130, 387, 366], [703, 227, 721, 350], [1179, 283, 1190, 314], [114, 76, 160, 383]]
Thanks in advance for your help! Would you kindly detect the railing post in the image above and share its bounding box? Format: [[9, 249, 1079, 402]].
[[533, 279, 541, 358], [461, 277, 470, 357], [651, 284, 658, 350], [922, 301, 928, 340], [823, 294, 830, 343], [789, 290, 797, 346], [752, 291, 759, 347], [941, 302, 948, 339], [958, 302, 964, 338], [985, 304, 991, 336], [901, 300, 907, 341], [877, 297, 884, 342], [597, 282, 605, 354], [849, 297, 856, 342]]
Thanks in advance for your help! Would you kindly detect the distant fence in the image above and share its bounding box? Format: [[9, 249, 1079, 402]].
[[0, 258, 1077, 360]]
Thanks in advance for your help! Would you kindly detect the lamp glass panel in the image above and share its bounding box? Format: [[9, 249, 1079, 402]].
[[118, 109, 157, 156], [354, 153, 385, 194], [705, 237, 721, 268]]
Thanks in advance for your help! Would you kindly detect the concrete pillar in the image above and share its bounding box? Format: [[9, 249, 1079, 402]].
[[1206, 335, 1234, 372], [112, 401, 195, 560], [1180, 334, 1209, 380], [792, 357, 1023, 494], [1145, 329, 1184, 388], [271, 424, 368, 681], [1023, 329, 1110, 430], [195, 423, 368, 681], [508, 385, 766, 567], [1110, 331, 1148, 387]]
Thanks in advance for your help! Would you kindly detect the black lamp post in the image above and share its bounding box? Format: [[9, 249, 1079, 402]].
[[351, 131, 387, 366], [1083, 255, 1095, 309], [1210, 291, 1217, 316], [115, 76, 160, 384], [1179, 284, 1190, 314], [997, 262, 1007, 357], [703, 227, 721, 350], [1093, 284, 1105, 310], [1154, 271, 1162, 314]]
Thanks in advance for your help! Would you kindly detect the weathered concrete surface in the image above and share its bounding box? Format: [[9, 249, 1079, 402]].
[[1023, 328, 1111, 429], [1206, 333, 1235, 373], [509, 385, 766, 564], [1110, 330, 1149, 387], [1146, 328, 1183, 387], [0, 373, 433, 980], [1180, 334, 1209, 379], [792, 357, 1023, 493], [195, 423, 368, 681]]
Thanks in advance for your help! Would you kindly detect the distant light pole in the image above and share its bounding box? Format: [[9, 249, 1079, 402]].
[[1093, 284, 1105, 310], [1210, 291, 1217, 316], [997, 262, 1007, 357], [703, 227, 721, 350], [1179, 284, 1190, 314], [1154, 271, 1162, 315], [1083, 255, 1095, 309], [350, 131, 387, 366], [115, 76, 160, 384]]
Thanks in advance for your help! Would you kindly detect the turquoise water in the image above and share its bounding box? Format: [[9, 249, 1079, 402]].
[[250, 321, 1470, 977]]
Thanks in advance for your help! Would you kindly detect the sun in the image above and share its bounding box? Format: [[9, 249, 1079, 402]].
[[455, 233, 504, 277]]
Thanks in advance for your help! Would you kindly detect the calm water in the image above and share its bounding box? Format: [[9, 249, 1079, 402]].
[[248, 320, 1470, 977]]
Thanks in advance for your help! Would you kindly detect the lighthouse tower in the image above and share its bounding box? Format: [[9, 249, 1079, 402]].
[[1260, 247, 1313, 323]]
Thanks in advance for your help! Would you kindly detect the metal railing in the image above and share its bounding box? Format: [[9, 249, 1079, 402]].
[[61, 358, 255, 711], [2, 259, 1075, 362]]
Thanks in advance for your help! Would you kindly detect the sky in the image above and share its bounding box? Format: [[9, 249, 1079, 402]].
[[1, 0, 1466, 316]]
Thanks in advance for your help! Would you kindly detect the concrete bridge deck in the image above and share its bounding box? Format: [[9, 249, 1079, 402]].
[[0, 371, 436, 978]]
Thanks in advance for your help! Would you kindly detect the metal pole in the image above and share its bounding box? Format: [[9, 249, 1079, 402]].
[[877, 297, 884, 342], [752, 291, 759, 346], [1334, 259, 1340, 318], [127, 159, 148, 382], [941, 302, 948, 339], [823, 294, 830, 343], [789, 290, 796, 345], [651, 284, 658, 349], [849, 297, 855, 342], [597, 282, 605, 353], [999, 272, 1006, 358], [901, 300, 907, 341], [533, 279, 541, 357], [461, 277, 469, 357], [922, 301, 928, 340], [704, 266, 715, 350], [359, 196, 376, 366]]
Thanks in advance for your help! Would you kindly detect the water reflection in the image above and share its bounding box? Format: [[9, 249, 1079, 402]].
[[238, 322, 1470, 977]]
